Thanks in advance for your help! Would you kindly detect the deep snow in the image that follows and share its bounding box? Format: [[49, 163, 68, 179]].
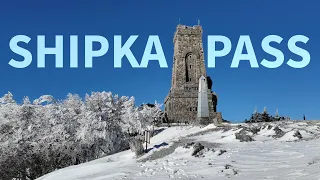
[[37, 121, 320, 180]]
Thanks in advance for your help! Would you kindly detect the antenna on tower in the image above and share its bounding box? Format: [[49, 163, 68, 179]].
[[178, 18, 181, 25], [198, 19, 200, 25]]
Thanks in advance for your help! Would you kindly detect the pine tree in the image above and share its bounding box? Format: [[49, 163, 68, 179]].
[[261, 106, 270, 122]]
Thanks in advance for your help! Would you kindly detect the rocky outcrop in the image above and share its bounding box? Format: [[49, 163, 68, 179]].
[[293, 130, 303, 139], [273, 126, 285, 138], [235, 129, 254, 142]]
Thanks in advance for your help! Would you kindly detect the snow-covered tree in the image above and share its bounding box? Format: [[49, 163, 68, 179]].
[[0, 91, 15, 104], [0, 91, 162, 180], [137, 101, 162, 131], [121, 99, 162, 133]]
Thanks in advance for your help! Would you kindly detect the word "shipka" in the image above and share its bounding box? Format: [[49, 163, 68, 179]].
[[8, 35, 310, 68]]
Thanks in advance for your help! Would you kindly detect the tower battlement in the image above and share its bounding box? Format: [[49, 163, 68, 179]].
[[174, 25, 202, 43], [175, 25, 202, 35]]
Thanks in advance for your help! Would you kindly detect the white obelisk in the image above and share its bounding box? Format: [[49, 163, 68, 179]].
[[197, 76, 209, 124]]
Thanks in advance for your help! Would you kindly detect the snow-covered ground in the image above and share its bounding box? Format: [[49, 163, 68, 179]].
[[37, 121, 320, 180]]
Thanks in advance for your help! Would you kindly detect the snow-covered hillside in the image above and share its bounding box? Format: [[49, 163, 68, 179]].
[[37, 121, 320, 180]]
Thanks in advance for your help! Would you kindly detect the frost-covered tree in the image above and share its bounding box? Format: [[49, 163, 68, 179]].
[[0, 93, 20, 179], [0, 91, 162, 180], [0, 91, 16, 104], [77, 91, 129, 160], [121, 99, 162, 133], [137, 101, 162, 131]]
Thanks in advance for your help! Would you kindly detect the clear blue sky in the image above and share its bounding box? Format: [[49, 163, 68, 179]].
[[0, 0, 319, 122]]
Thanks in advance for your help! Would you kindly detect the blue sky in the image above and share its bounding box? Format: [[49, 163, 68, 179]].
[[0, 0, 319, 122]]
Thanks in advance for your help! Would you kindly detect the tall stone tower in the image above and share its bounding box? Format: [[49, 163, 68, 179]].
[[164, 24, 222, 124]]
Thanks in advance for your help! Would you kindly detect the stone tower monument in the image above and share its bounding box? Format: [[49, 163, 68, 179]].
[[164, 24, 222, 124]]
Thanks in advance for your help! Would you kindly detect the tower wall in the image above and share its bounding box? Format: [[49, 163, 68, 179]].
[[171, 25, 206, 90]]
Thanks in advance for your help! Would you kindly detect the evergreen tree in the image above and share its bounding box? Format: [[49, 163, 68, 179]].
[[245, 106, 285, 123]]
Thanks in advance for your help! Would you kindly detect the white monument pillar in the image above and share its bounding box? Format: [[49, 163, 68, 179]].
[[197, 76, 210, 124]]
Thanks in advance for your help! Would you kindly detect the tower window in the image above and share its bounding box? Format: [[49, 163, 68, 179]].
[[190, 65, 191, 68], [189, 78, 191, 81]]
